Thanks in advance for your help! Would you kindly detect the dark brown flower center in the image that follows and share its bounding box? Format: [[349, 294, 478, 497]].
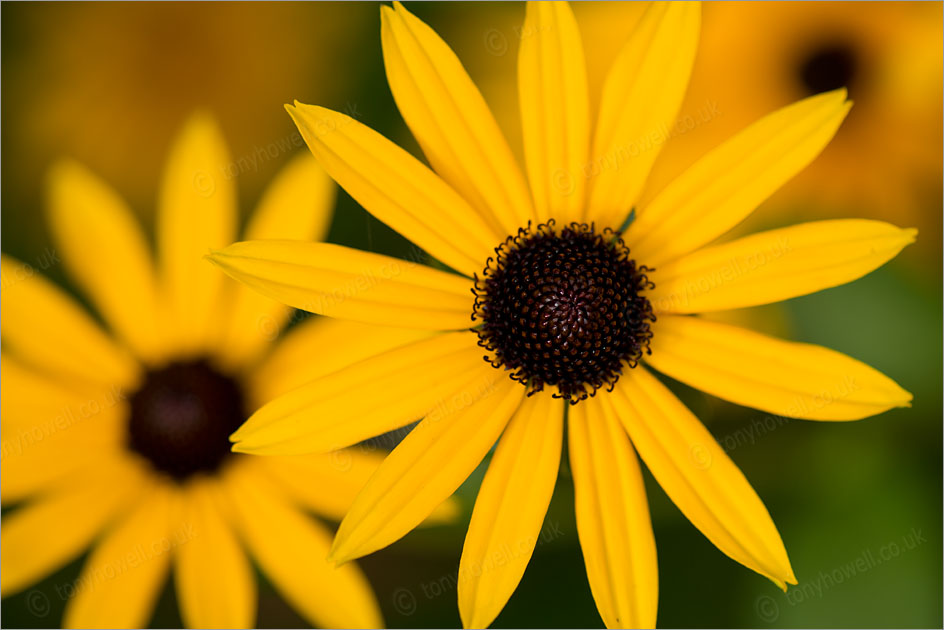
[[798, 41, 858, 95], [473, 221, 655, 404], [127, 359, 245, 479]]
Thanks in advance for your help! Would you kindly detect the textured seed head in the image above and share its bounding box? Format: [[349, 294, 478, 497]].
[[473, 221, 655, 404]]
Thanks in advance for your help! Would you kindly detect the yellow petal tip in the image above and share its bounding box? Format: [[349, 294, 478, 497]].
[[326, 545, 353, 567]]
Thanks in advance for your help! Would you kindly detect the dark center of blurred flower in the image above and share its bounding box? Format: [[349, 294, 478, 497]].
[[798, 41, 858, 94], [128, 359, 245, 480], [473, 221, 655, 404]]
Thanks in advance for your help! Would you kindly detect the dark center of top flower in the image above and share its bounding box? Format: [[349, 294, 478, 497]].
[[798, 41, 858, 95], [127, 359, 245, 480], [473, 221, 655, 404]]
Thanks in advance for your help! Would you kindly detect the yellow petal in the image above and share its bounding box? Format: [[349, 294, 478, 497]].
[[46, 160, 164, 363], [232, 331, 492, 455], [175, 478, 255, 629], [63, 481, 176, 629], [250, 449, 385, 522], [0, 457, 146, 596], [330, 378, 524, 564], [222, 463, 383, 628], [518, 1, 590, 223], [569, 398, 658, 629], [286, 102, 500, 275], [629, 89, 851, 267], [252, 451, 459, 526], [0, 353, 122, 438], [647, 220, 917, 314], [215, 153, 337, 370], [247, 317, 433, 406], [0, 352, 127, 507], [381, 2, 534, 235], [608, 366, 796, 588], [1, 401, 125, 505], [0, 255, 138, 389], [157, 113, 237, 357], [648, 315, 913, 420], [458, 394, 563, 629], [588, 2, 700, 230], [207, 240, 474, 330]]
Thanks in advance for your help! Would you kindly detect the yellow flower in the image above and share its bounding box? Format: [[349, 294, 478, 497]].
[[210, 2, 915, 628], [0, 114, 427, 628], [641, 0, 942, 252], [446, 1, 941, 251]]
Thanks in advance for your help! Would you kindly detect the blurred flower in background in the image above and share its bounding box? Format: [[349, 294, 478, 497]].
[[645, 1, 943, 264], [0, 114, 436, 628], [2, 1, 376, 252]]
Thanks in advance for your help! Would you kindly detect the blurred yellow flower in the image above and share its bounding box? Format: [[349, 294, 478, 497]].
[[644, 1, 942, 243], [210, 2, 915, 628], [0, 114, 450, 628]]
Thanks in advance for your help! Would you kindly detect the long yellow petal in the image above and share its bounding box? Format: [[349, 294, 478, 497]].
[[1, 406, 125, 505], [588, 2, 700, 230], [569, 398, 658, 629], [647, 315, 913, 420], [253, 451, 459, 526], [458, 394, 563, 629], [63, 481, 176, 629], [215, 154, 337, 370], [518, 1, 590, 223], [0, 457, 146, 596], [381, 2, 534, 235], [608, 366, 796, 589], [286, 102, 499, 275], [46, 160, 164, 363], [208, 240, 473, 330], [175, 478, 255, 629], [232, 332, 492, 455], [0, 255, 138, 389], [222, 463, 383, 629], [330, 378, 524, 564], [647, 220, 917, 314], [157, 113, 237, 357], [247, 317, 433, 406], [250, 449, 385, 523], [0, 353, 122, 438], [628, 90, 851, 267]]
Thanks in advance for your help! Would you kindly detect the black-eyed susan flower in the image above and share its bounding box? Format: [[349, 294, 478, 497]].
[[633, 1, 942, 246], [0, 114, 444, 628], [209, 2, 915, 628]]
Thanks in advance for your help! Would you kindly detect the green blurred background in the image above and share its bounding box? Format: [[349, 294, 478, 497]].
[[2, 2, 941, 628]]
